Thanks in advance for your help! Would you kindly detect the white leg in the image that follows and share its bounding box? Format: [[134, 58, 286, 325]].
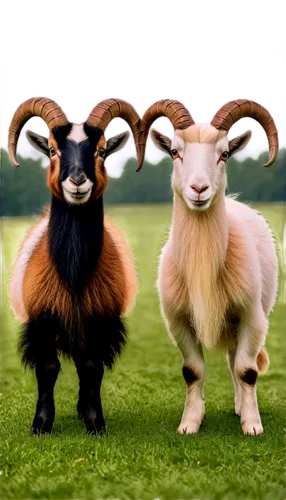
[[235, 308, 268, 435], [226, 349, 242, 416], [168, 316, 205, 435]]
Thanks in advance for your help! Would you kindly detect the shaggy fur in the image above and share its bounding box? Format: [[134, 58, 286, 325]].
[[10, 211, 137, 327], [160, 195, 277, 350], [19, 311, 127, 369]]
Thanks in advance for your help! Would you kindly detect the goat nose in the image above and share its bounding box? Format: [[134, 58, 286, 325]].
[[190, 184, 209, 194], [69, 173, 87, 186]]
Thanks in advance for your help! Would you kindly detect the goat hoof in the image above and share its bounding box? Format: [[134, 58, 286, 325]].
[[31, 413, 54, 435], [85, 413, 106, 435], [235, 399, 242, 416], [178, 421, 201, 435], [241, 420, 263, 435], [85, 420, 106, 436], [77, 401, 84, 420], [85, 406, 105, 433], [86, 426, 107, 436]]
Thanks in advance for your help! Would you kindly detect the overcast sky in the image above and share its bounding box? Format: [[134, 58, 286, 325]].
[[1, 0, 285, 177]]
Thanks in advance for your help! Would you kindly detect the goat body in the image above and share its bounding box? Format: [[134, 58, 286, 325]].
[[8, 97, 141, 435], [159, 195, 277, 351], [158, 193, 277, 435], [142, 101, 279, 436], [10, 197, 137, 363], [10, 196, 137, 433]]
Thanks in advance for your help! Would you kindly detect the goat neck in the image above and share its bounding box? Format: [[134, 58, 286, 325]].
[[171, 190, 228, 286]]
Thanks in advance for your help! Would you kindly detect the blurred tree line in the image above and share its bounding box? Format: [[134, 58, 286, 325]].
[[1, 148, 285, 216]]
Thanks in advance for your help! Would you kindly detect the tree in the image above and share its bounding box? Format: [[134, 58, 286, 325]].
[[1, 148, 285, 216], [1, 149, 50, 216]]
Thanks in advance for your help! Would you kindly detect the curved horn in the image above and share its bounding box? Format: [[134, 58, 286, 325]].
[[86, 99, 141, 170], [211, 99, 278, 167], [136, 100, 195, 171], [8, 97, 68, 167]]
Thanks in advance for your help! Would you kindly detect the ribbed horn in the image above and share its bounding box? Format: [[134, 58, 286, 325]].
[[136, 100, 195, 171], [86, 99, 141, 170], [211, 99, 278, 167], [8, 97, 68, 167]]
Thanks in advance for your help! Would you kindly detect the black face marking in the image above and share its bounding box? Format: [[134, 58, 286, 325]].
[[240, 369, 258, 386], [52, 123, 73, 144], [182, 366, 199, 385], [59, 139, 97, 184], [52, 124, 104, 185], [83, 124, 104, 144]]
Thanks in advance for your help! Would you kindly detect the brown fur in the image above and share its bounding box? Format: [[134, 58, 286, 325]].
[[257, 346, 269, 374], [92, 135, 108, 200], [21, 215, 137, 325], [47, 135, 62, 198], [9, 214, 49, 322]]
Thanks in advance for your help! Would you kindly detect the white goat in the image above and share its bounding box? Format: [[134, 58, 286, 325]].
[[137, 99, 279, 435]]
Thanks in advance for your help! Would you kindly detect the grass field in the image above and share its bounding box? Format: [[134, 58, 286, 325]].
[[1, 203, 285, 500]]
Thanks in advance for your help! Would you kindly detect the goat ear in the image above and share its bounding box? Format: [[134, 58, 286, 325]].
[[151, 129, 172, 157], [229, 130, 252, 157], [26, 131, 50, 157], [105, 131, 130, 158]]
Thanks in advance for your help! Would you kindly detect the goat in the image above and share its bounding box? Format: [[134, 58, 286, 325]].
[[137, 99, 279, 435], [8, 97, 143, 435]]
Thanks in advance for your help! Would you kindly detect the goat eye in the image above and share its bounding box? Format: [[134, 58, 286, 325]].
[[49, 147, 56, 157], [221, 151, 229, 161], [97, 148, 106, 159], [171, 149, 179, 158]]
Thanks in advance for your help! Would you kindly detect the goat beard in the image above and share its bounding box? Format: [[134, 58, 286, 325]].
[[173, 196, 228, 349], [190, 282, 228, 349]]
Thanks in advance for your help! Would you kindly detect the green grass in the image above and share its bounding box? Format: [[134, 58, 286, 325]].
[[1, 203, 285, 500]]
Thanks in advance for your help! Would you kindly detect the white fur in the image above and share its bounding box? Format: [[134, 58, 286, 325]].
[[9, 217, 49, 321], [171, 316, 205, 434], [67, 123, 87, 143], [61, 178, 94, 205], [154, 124, 278, 435], [171, 125, 229, 211]]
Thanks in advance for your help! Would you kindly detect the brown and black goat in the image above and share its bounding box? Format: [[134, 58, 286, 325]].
[[8, 97, 143, 435]]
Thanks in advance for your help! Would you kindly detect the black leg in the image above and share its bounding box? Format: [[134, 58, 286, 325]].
[[73, 313, 127, 435], [31, 357, 61, 435], [19, 315, 60, 435], [75, 356, 106, 435]]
